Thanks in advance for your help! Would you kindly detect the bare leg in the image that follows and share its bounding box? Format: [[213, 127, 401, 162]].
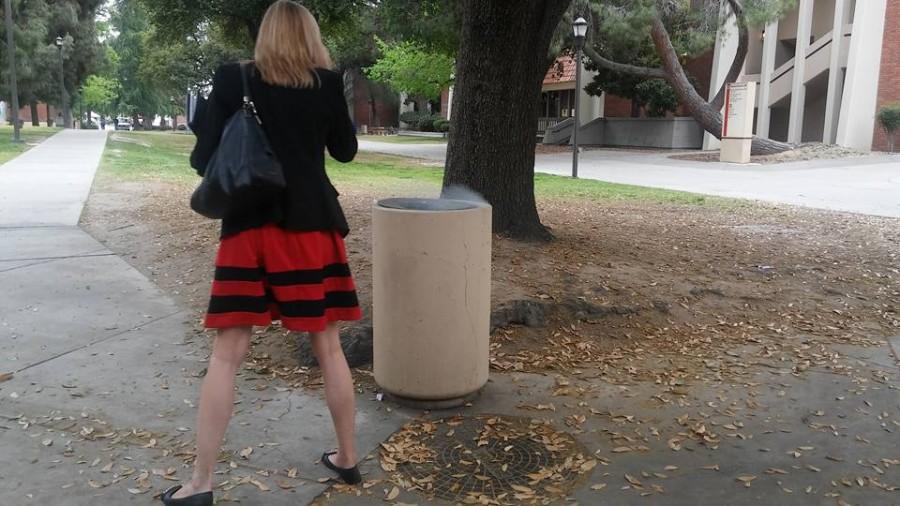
[[310, 323, 358, 468], [173, 327, 251, 499]]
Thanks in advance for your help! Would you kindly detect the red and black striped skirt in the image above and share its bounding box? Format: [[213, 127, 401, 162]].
[[205, 224, 362, 332]]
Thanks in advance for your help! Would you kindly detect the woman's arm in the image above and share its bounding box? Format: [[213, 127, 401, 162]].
[[190, 65, 239, 175], [325, 72, 358, 163]]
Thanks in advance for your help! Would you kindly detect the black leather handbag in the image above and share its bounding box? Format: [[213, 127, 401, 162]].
[[190, 63, 285, 219]]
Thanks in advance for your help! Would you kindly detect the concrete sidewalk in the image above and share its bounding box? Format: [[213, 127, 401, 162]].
[[357, 139, 900, 218]]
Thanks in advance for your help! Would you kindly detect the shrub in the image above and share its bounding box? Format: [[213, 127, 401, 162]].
[[434, 118, 450, 132], [877, 102, 900, 152], [418, 116, 436, 131], [399, 111, 444, 131], [399, 110, 422, 126]]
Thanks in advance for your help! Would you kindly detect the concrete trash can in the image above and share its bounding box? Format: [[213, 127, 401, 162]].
[[373, 198, 492, 407]]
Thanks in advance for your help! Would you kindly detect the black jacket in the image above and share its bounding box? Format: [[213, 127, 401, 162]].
[[190, 62, 357, 237]]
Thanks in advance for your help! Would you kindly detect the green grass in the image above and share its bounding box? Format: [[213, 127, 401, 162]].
[[358, 134, 447, 144], [100, 131, 197, 183], [0, 125, 61, 165], [101, 131, 723, 207]]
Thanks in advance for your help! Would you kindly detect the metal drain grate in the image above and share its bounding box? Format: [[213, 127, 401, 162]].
[[382, 415, 589, 503]]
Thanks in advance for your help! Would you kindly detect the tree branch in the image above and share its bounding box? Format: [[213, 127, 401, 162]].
[[710, 0, 749, 110], [582, 44, 668, 80]]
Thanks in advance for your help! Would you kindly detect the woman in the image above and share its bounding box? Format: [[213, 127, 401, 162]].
[[162, 2, 362, 504]]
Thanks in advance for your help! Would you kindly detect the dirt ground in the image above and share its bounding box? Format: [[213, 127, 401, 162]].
[[81, 171, 900, 386], [78, 169, 900, 504]]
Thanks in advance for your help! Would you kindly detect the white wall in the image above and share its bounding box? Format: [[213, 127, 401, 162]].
[[811, 0, 837, 41], [578, 65, 603, 126]]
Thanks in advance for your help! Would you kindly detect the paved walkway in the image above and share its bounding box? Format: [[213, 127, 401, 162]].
[[358, 139, 900, 218]]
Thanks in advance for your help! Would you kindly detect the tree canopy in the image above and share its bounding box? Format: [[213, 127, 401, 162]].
[[365, 38, 454, 101], [0, 0, 104, 115]]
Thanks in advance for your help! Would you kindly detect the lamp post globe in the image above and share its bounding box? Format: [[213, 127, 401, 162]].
[[573, 17, 588, 41]]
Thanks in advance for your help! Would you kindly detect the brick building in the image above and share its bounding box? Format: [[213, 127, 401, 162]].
[[873, 0, 900, 151]]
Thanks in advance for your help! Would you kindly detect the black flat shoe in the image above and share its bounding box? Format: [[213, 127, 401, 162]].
[[321, 451, 362, 485], [160, 485, 213, 506]]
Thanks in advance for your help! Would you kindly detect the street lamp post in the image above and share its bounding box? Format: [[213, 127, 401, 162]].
[[55, 36, 70, 129], [5, 0, 21, 143], [571, 17, 588, 179]]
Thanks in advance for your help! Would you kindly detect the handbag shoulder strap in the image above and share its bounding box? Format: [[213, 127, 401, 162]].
[[239, 62, 262, 124], [240, 62, 252, 103]]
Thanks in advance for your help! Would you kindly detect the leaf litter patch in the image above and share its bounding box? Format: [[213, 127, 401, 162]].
[[380, 415, 593, 504]]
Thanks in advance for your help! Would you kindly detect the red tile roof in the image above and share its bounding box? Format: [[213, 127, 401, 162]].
[[543, 56, 576, 85]]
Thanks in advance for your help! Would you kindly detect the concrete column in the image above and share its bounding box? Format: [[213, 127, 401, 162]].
[[835, 0, 888, 150], [823, 0, 849, 144], [702, 2, 739, 150], [447, 86, 454, 121], [787, 0, 815, 143], [756, 19, 780, 137], [578, 65, 603, 126]]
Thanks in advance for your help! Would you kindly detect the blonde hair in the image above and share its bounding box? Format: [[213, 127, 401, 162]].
[[254, 0, 334, 88]]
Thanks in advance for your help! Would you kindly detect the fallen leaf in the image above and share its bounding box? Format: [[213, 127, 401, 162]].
[[42, 439, 53, 447], [612, 446, 632, 453], [625, 474, 642, 487], [386, 486, 400, 500], [702, 465, 720, 471], [590, 483, 607, 491], [0, 372, 12, 383], [737, 475, 756, 488], [240, 447, 253, 459], [249, 478, 270, 491], [580, 460, 598, 473], [127, 488, 146, 495]]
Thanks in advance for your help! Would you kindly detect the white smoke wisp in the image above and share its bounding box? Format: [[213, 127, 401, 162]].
[[440, 185, 488, 205]]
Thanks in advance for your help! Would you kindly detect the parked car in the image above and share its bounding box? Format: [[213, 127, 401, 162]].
[[115, 118, 133, 131]]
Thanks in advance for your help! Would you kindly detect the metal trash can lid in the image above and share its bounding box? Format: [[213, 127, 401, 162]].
[[377, 198, 477, 211]]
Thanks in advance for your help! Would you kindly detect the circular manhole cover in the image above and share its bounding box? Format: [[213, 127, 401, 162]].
[[380, 415, 591, 503]]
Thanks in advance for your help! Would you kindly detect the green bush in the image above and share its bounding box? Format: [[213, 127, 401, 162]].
[[399, 111, 444, 131], [399, 111, 423, 126], [434, 118, 450, 132], [418, 116, 436, 131], [877, 102, 900, 152]]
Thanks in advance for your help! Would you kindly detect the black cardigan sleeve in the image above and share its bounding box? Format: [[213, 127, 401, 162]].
[[190, 65, 239, 175], [325, 72, 358, 163]]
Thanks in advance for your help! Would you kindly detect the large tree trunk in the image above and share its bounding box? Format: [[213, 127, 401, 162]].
[[45, 103, 53, 127], [29, 102, 39, 127], [443, 0, 569, 241]]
